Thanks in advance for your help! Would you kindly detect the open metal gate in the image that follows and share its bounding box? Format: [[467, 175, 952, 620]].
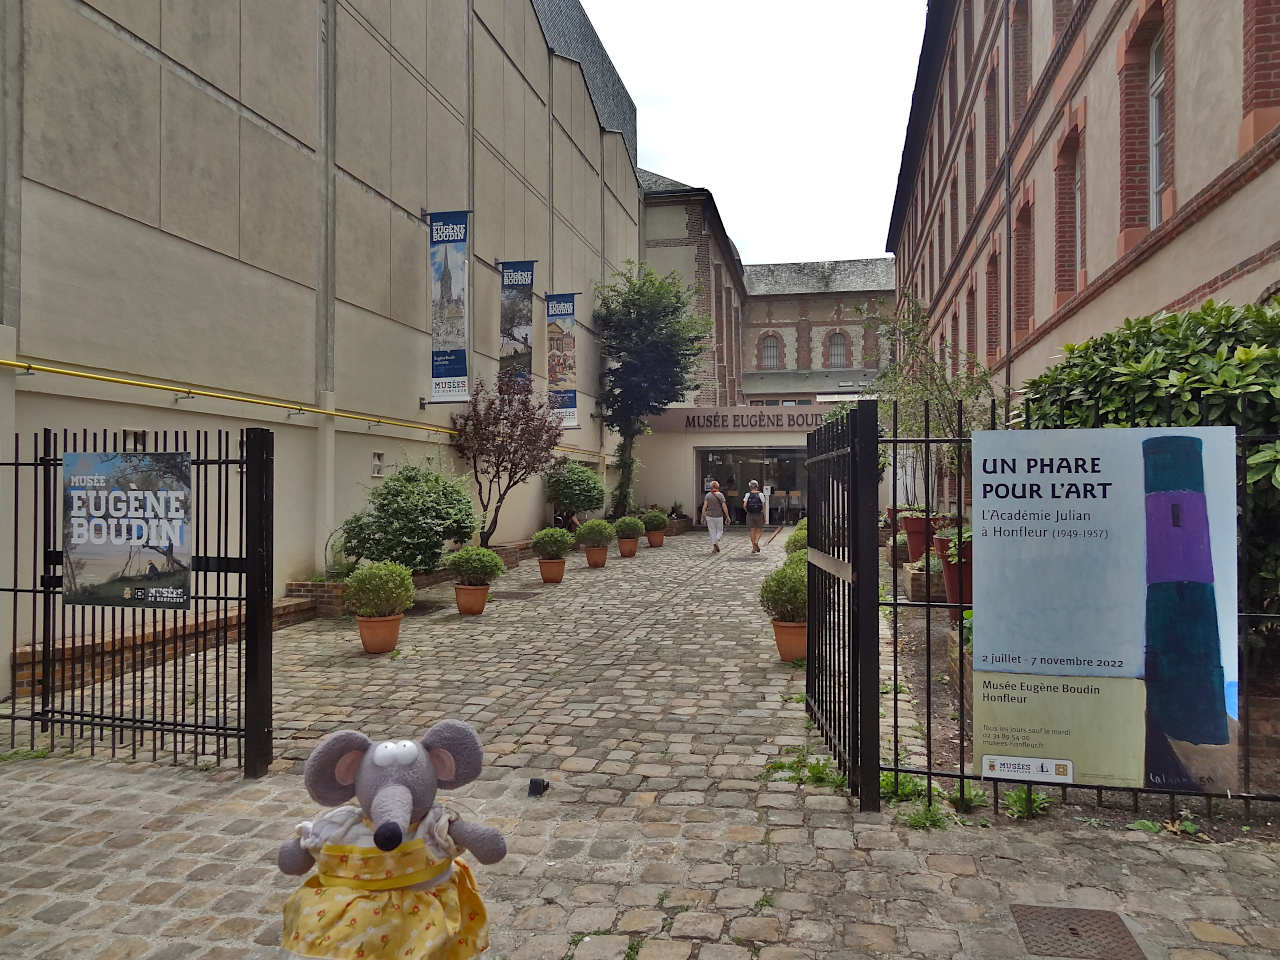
[[2, 427, 273, 776]]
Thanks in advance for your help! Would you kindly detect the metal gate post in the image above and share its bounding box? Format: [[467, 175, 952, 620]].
[[243, 428, 274, 778], [854, 401, 882, 810], [38, 428, 55, 732]]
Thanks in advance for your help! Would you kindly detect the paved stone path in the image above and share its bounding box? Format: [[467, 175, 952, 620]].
[[3, 530, 1280, 959]]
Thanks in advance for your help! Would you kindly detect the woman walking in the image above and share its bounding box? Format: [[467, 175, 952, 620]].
[[701, 480, 730, 553], [742, 479, 766, 553]]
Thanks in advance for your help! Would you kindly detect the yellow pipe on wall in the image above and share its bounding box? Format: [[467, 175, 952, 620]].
[[0, 358, 604, 462]]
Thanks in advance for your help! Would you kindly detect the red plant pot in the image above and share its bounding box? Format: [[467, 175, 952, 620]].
[[770, 620, 808, 662], [356, 614, 403, 654], [934, 533, 972, 623], [537, 558, 566, 583], [646, 530, 665, 547], [618, 539, 639, 558], [900, 515, 929, 562], [453, 584, 489, 615], [585, 546, 608, 568]]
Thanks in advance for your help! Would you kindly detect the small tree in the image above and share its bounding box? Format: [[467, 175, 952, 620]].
[[544, 459, 605, 520], [451, 373, 564, 546], [340, 462, 476, 572], [867, 296, 999, 503], [594, 263, 711, 516]]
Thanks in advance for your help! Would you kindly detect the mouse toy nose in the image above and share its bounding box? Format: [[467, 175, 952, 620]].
[[374, 822, 402, 851]]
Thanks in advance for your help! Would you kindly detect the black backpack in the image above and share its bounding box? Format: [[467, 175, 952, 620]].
[[745, 491, 763, 514]]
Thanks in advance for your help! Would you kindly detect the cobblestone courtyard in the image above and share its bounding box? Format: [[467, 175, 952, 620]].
[[3, 531, 1280, 959]]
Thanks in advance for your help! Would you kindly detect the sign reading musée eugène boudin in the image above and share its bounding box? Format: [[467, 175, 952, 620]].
[[646, 405, 836, 433], [63, 451, 193, 609]]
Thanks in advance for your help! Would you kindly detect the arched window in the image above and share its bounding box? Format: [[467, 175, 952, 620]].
[[827, 332, 847, 369], [761, 335, 781, 370]]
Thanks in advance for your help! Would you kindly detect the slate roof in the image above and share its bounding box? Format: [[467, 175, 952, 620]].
[[530, 0, 637, 167], [637, 168, 695, 193], [743, 259, 896, 296]]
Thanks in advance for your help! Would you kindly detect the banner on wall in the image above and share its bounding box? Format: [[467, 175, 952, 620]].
[[546, 292, 578, 428], [63, 451, 192, 609], [429, 211, 470, 402], [971, 427, 1238, 793], [499, 260, 535, 385]]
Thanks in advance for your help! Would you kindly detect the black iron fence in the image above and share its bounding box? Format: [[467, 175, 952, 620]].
[[1, 428, 274, 776], [806, 399, 1280, 816]]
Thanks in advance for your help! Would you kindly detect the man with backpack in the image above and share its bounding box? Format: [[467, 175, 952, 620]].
[[742, 479, 766, 553]]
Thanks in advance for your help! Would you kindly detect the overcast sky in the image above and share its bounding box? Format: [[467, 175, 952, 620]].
[[579, 0, 927, 267]]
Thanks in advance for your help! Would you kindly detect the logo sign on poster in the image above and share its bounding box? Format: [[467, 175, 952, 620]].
[[971, 427, 1237, 794], [63, 451, 192, 609]]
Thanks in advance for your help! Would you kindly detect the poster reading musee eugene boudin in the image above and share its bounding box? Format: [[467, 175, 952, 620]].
[[63, 452, 192, 610], [429, 211, 470, 403], [971, 427, 1238, 793]]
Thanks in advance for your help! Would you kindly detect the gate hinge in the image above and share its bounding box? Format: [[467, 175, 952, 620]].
[[41, 575, 63, 589]]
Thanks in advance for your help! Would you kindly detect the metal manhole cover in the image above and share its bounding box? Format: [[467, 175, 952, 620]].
[[488, 591, 536, 600], [1010, 905, 1146, 960]]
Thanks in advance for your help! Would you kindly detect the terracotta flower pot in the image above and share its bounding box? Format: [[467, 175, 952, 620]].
[[771, 620, 807, 662], [646, 530, 665, 547], [618, 538, 639, 558], [900, 515, 929, 562], [935, 534, 972, 623], [537, 558, 566, 584], [453, 584, 489, 615], [356, 614, 403, 654], [585, 546, 608, 568]]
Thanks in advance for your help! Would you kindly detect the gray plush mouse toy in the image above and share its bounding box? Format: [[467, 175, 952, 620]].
[[278, 720, 506, 960]]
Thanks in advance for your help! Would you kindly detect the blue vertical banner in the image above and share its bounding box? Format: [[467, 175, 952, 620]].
[[429, 211, 470, 403], [499, 260, 535, 385], [545, 293, 578, 428]]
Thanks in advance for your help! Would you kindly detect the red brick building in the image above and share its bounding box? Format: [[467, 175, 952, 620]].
[[886, 0, 1280, 391]]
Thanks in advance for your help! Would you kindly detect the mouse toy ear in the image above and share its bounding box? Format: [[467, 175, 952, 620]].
[[304, 730, 372, 805], [421, 720, 484, 790]]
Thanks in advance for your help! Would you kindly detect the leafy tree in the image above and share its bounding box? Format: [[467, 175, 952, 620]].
[[340, 462, 476, 572], [594, 263, 711, 516], [1022, 299, 1280, 665], [451, 373, 563, 546], [866, 296, 999, 503]]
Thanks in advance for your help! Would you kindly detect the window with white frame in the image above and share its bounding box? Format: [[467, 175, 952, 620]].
[[1148, 31, 1167, 227]]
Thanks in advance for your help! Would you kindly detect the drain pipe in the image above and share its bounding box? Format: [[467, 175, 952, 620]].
[[1002, 0, 1014, 421]]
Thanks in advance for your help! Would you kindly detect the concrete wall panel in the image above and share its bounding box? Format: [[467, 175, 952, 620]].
[[21, 181, 314, 402], [160, 72, 238, 257], [348, 0, 391, 39], [525, 86, 549, 196], [85, 0, 159, 44], [391, 0, 428, 76], [391, 213, 428, 332], [239, 121, 317, 287], [391, 61, 428, 212], [504, 168, 525, 259], [525, 190, 548, 274], [161, 0, 239, 94], [427, 96, 468, 212], [241, 0, 317, 146], [24, 0, 160, 224], [335, 301, 428, 417], [503, 59, 526, 170], [336, 178, 392, 317], [474, 144, 505, 265], [472, 261, 500, 360], [426, 0, 468, 114], [337, 8, 392, 193], [474, 27, 503, 148]]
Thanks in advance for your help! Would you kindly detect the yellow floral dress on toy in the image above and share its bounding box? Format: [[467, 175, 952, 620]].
[[282, 804, 488, 960]]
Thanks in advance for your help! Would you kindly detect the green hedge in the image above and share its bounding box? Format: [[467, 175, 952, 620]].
[[784, 518, 808, 554]]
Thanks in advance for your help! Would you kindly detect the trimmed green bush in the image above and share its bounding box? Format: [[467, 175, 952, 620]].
[[785, 518, 808, 553], [340, 463, 477, 573], [760, 559, 807, 623], [614, 516, 645, 540], [1022, 299, 1280, 659], [894, 531, 909, 548], [574, 518, 616, 547], [544, 460, 605, 515], [443, 546, 506, 586], [344, 562, 415, 618], [530, 527, 574, 560], [641, 510, 669, 532]]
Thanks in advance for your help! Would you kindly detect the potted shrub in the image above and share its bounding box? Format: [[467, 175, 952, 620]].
[[615, 516, 644, 557], [760, 554, 807, 661], [575, 518, 616, 568], [443, 545, 506, 614], [530, 527, 573, 583], [785, 517, 808, 554], [344, 561, 415, 654], [934, 525, 972, 623], [906, 552, 947, 603], [642, 510, 669, 547]]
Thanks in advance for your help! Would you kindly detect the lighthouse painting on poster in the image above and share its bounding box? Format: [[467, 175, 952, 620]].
[[971, 427, 1237, 793]]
